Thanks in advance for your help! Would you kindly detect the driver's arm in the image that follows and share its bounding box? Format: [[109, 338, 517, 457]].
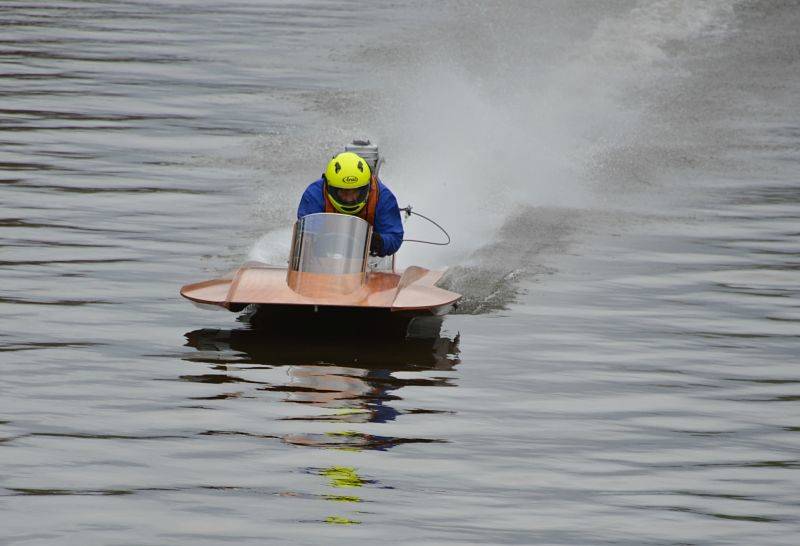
[[297, 180, 325, 219], [373, 188, 404, 257]]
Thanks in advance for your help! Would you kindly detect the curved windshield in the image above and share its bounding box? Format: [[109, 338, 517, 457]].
[[289, 213, 371, 275]]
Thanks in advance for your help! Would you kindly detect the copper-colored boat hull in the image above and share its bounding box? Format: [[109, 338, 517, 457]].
[[180, 261, 461, 315]]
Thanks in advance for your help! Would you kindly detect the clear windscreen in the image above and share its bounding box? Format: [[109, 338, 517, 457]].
[[289, 213, 371, 275]]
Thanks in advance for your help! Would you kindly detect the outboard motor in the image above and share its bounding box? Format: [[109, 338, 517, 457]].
[[345, 139, 382, 176]]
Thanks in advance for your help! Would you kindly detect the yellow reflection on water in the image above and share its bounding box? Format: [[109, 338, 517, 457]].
[[322, 466, 364, 488], [325, 516, 361, 525], [325, 494, 361, 502], [321, 465, 364, 525]]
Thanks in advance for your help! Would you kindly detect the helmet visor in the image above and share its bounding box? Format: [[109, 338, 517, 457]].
[[328, 185, 370, 212]]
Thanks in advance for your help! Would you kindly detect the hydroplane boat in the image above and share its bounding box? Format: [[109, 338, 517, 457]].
[[180, 212, 462, 320]]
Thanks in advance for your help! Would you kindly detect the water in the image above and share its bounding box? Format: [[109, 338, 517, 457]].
[[2, 1, 799, 544]]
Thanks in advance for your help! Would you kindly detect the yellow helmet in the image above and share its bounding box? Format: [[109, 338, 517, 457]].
[[324, 152, 372, 214]]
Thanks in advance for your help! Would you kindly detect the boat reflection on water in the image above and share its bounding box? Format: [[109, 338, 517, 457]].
[[183, 312, 459, 524], [182, 313, 460, 449]]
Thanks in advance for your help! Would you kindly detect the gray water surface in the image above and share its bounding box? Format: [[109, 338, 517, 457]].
[[1, 1, 799, 544]]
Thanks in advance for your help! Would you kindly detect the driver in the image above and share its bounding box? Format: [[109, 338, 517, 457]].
[[297, 151, 403, 257]]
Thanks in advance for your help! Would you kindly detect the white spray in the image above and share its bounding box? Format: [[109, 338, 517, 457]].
[[250, 0, 737, 296]]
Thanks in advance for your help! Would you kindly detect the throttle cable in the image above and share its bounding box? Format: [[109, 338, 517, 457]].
[[400, 206, 451, 246]]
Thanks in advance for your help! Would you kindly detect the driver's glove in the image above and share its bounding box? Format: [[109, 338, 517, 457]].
[[369, 232, 383, 256]]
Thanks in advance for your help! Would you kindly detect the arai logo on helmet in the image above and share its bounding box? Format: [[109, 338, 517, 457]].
[[342, 175, 359, 184]]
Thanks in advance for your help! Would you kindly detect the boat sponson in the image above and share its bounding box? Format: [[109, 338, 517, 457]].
[[180, 262, 461, 312]]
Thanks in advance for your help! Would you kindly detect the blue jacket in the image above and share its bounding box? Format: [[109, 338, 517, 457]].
[[297, 178, 404, 257]]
